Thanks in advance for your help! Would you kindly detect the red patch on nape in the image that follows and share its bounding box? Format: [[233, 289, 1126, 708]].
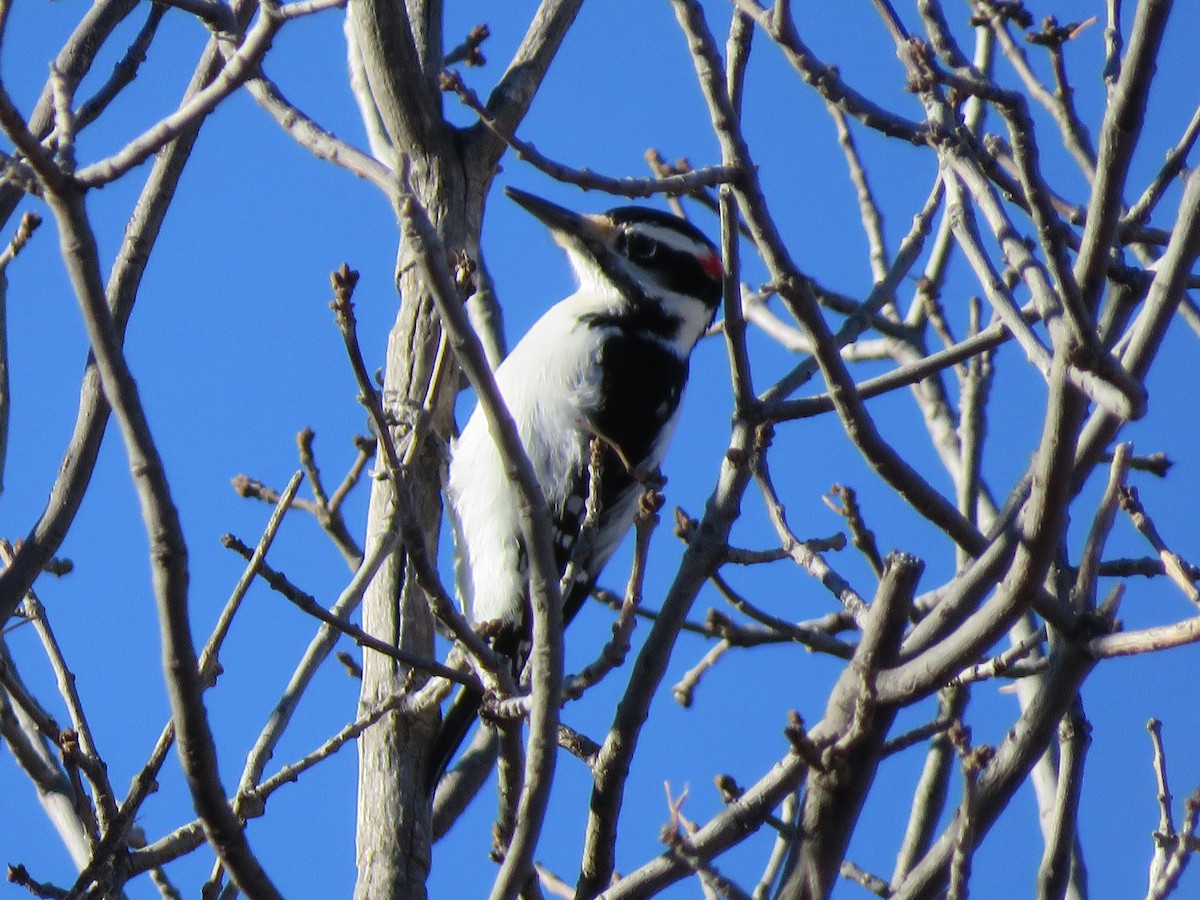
[[699, 251, 723, 282]]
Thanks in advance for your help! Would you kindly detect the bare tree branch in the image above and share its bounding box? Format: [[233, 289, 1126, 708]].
[[44, 177, 281, 897]]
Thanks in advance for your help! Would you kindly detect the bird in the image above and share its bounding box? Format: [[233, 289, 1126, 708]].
[[429, 186, 723, 791]]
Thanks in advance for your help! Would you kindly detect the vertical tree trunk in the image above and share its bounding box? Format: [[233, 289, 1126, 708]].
[[353, 153, 484, 898], [345, 2, 579, 891]]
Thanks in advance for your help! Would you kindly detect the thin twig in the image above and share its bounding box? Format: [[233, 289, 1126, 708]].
[[1072, 443, 1131, 613], [75, 1, 322, 187], [949, 627, 1047, 686], [327, 264, 507, 681], [221, 534, 477, 687], [1148, 788, 1200, 900], [6, 864, 68, 899], [126, 682, 442, 875], [752, 431, 870, 625], [823, 484, 883, 577], [1119, 485, 1200, 608], [73, 4, 169, 131], [9, 545, 118, 834], [63, 469, 304, 899], [708, 572, 855, 658], [564, 491, 660, 700], [441, 69, 738, 199]]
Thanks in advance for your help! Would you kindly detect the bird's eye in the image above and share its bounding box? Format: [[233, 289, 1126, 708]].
[[623, 231, 657, 262]]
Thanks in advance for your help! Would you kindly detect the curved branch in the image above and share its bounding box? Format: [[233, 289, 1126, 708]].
[[1074, 0, 1172, 313], [444, 69, 737, 199], [479, 0, 586, 166], [674, 0, 977, 555], [1074, 165, 1200, 485], [46, 184, 281, 899], [733, 0, 928, 143], [0, 34, 229, 625], [890, 647, 1096, 900], [0, 0, 140, 228]]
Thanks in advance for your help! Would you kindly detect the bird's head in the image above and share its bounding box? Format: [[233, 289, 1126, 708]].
[[505, 187, 723, 349]]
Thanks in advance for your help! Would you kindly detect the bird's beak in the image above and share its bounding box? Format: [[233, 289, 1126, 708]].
[[505, 187, 616, 251]]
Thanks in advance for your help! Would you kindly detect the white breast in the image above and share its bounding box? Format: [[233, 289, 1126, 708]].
[[447, 290, 613, 627]]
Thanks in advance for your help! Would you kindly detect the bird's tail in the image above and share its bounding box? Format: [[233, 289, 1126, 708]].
[[427, 684, 484, 795]]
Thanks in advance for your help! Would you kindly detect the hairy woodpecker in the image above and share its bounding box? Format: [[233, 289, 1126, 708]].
[[430, 187, 722, 789]]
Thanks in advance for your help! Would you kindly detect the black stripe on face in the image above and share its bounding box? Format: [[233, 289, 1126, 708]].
[[644, 242, 723, 309], [606, 207, 722, 309]]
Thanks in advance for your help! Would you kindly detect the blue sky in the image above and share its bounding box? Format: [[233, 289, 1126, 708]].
[[3, 1, 1200, 897]]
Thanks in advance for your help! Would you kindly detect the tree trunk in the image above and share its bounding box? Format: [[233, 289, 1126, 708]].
[[353, 160, 477, 899], [344, 1, 579, 892]]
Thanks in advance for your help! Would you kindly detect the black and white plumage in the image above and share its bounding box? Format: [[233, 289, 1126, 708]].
[[430, 187, 722, 790]]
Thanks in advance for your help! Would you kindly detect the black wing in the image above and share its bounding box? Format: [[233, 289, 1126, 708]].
[[554, 331, 689, 624]]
